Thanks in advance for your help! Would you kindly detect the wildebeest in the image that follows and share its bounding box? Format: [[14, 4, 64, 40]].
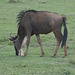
[[9, 10, 68, 57]]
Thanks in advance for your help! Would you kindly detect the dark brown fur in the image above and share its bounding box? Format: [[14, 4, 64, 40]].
[[9, 10, 68, 57]]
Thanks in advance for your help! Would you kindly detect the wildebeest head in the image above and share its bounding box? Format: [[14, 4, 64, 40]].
[[9, 33, 19, 55], [9, 33, 25, 56]]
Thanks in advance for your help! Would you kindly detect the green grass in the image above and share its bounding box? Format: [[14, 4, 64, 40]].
[[0, 0, 75, 75]]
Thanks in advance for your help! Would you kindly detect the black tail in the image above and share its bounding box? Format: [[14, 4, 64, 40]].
[[61, 17, 68, 48]]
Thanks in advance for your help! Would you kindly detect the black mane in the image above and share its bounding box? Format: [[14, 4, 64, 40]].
[[26, 10, 37, 13], [17, 10, 37, 27]]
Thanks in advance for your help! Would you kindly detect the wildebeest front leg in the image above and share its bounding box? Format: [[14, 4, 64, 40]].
[[24, 35, 31, 57], [36, 34, 44, 57], [53, 30, 62, 57], [24, 45, 29, 57]]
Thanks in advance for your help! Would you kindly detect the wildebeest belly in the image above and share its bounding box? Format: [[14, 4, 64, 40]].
[[32, 24, 52, 35]]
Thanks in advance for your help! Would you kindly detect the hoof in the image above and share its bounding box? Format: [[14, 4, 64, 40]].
[[62, 55, 67, 58], [62, 56, 65, 58], [40, 55, 43, 57], [40, 54, 44, 57], [24, 54, 27, 57], [51, 56, 56, 58], [62, 56, 66, 58]]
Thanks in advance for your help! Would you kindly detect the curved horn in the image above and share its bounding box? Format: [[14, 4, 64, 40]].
[[9, 33, 15, 41], [10, 33, 14, 38], [9, 33, 17, 41]]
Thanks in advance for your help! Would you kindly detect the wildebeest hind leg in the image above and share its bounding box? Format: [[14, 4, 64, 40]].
[[36, 34, 44, 57], [53, 42, 61, 57], [53, 30, 63, 57], [63, 43, 67, 58]]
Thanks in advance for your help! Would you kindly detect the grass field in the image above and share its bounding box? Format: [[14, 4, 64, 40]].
[[0, 0, 75, 75]]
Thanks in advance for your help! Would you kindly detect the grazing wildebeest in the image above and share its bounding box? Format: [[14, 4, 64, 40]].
[[9, 10, 68, 57]]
